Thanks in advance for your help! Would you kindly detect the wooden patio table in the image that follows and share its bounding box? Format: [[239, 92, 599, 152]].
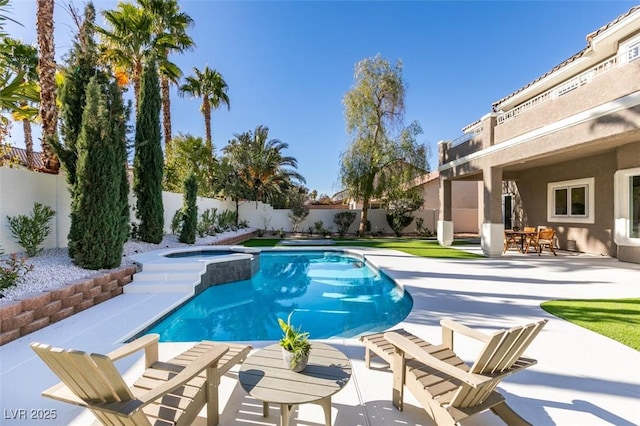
[[239, 342, 352, 426], [504, 229, 537, 253]]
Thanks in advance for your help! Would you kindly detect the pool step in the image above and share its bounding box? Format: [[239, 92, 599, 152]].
[[124, 278, 196, 294], [125, 263, 205, 293], [132, 271, 202, 282]]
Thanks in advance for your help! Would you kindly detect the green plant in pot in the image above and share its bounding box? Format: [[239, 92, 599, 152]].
[[278, 312, 311, 372]]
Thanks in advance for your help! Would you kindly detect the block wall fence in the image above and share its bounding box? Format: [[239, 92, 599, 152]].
[[1, 167, 475, 255]]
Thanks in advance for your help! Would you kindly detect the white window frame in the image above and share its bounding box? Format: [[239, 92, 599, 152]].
[[620, 35, 640, 64], [547, 178, 595, 224], [614, 167, 640, 247]]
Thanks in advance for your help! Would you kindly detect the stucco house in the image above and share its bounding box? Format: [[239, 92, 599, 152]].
[[437, 6, 640, 264]]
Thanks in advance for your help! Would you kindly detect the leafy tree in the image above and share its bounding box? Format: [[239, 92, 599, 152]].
[[133, 58, 164, 243], [287, 188, 309, 232], [340, 54, 427, 236], [385, 191, 423, 236], [214, 156, 249, 225], [223, 125, 305, 206], [333, 211, 356, 237], [72, 77, 128, 269], [179, 173, 197, 244], [163, 132, 214, 196], [178, 66, 229, 156]]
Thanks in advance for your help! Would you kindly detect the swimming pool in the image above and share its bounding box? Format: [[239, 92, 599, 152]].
[[146, 250, 412, 341]]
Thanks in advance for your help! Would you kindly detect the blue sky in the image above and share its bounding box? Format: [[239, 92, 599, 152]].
[[4, 0, 638, 196]]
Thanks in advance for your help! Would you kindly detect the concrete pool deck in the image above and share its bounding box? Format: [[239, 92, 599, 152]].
[[1, 245, 639, 425]]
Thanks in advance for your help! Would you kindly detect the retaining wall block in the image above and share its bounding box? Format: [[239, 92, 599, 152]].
[[74, 298, 94, 313], [1, 310, 33, 332], [0, 329, 20, 346], [62, 292, 84, 309], [21, 316, 50, 336], [94, 291, 112, 305], [83, 286, 102, 300], [0, 301, 23, 321], [50, 306, 75, 323], [93, 274, 110, 287], [33, 300, 63, 320], [75, 280, 95, 295], [19, 292, 51, 311], [111, 287, 123, 297], [118, 275, 133, 286], [101, 280, 119, 293], [48, 285, 76, 301]]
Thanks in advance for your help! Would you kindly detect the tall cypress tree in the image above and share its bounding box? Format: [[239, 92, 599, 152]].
[[133, 58, 164, 243], [179, 173, 197, 244], [73, 77, 124, 269], [55, 2, 104, 257], [108, 80, 131, 253]]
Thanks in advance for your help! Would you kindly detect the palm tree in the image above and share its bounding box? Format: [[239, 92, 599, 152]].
[[36, 0, 59, 173], [178, 66, 229, 155], [139, 0, 194, 155], [1, 38, 39, 169], [223, 125, 305, 205], [98, 2, 153, 108]]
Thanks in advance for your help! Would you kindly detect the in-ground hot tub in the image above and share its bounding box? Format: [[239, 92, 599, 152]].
[[126, 246, 261, 294]]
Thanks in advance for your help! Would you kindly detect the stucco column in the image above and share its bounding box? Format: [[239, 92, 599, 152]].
[[438, 178, 453, 246], [481, 166, 504, 257]]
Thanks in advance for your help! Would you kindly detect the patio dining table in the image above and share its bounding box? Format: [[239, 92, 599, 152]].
[[504, 229, 537, 253]]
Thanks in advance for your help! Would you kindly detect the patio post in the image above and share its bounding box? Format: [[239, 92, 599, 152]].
[[481, 166, 504, 257], [438, 177, 453, 246]]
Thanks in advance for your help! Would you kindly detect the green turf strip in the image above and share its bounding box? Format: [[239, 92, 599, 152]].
[[541, 298, 640, 351], [242, 238, 482, 259]]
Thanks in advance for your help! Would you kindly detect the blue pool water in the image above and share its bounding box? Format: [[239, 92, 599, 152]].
[[146, 251, 412, 342]]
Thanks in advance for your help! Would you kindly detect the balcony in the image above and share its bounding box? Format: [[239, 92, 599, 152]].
[[441, 50, 640, 167]]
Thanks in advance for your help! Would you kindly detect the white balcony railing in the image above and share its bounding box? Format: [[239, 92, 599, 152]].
[[451, 125, 483, 148], [496, 54, 621, 125]]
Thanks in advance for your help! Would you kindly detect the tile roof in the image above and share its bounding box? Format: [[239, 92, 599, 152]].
[[1, 146, 44, 169]]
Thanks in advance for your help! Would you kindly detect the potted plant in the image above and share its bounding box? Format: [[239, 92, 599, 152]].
[[278, 312, 311, 372]]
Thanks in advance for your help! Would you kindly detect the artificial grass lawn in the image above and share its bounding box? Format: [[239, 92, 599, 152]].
[[242, 238, 482, 259], [541, 298, 640, 351]]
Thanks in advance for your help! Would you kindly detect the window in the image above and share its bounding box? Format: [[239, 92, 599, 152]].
[[631, 175, 640, 238], [614, 168, 640, 247], [628, 42, 640, 62], [553, 185, 586, 217], [547, 178, 594, 224]]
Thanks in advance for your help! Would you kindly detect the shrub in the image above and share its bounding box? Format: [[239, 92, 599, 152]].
[[333, 211, 356, 237], [0, 253, 33, 292], [179, 174, 197, 244], [217, 210, 237, 231], [288, 192, 309, 232], [6, 203, 56, 257], [386, 212, 414, 237], [170, 209, 182, 235], [197, 208, 217, 237], [415, 217, 433, 237]]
